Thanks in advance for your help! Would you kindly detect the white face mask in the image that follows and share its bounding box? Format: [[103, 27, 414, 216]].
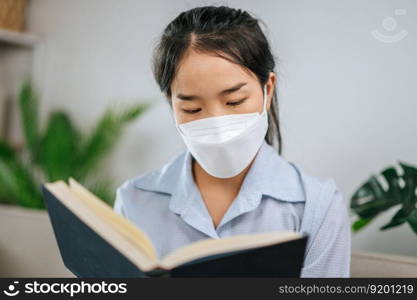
[[174, 85, 269, 178]]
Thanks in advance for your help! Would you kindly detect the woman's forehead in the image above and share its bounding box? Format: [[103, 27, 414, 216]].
[[171, 49, 257, 96]]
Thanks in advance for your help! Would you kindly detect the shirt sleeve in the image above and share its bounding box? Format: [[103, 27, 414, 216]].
[[113, 186, 127, 217], [300, 182, 352, 277]]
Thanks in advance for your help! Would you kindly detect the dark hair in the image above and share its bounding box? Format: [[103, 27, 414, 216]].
[[152, 5, 282, 154]]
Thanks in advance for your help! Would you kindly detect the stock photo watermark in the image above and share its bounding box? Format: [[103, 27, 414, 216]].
[[371, 8, 408, 43], [2, 280, 127, 297]]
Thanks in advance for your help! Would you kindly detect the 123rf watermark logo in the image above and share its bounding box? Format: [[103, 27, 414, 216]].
[[3, 281, 20, 297], [371, 8, 408, 43], [2, 280, 127, 297]]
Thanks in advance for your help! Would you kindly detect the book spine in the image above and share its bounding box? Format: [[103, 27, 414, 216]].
[[144, 268, 170, 278]]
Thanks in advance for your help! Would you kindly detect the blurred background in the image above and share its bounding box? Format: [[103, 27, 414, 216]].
[[0, 0, 416, 277]]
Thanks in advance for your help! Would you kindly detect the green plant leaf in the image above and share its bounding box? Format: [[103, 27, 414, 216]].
[[398, 161, 417, 208], [380, 207, 410, 230], [76, 102, 149, 179], [38, 111, 80, 182], [0, 140, 43, 208], [0, 140, 16, 202], [381, 167, 402, 201], [350, 175, 400, 219], [0, 139, 15, 158], [351, 161, 417, 233], [352, 217, 373, 232], [18, 79, 40, 162], [407, 209, 417, 235]]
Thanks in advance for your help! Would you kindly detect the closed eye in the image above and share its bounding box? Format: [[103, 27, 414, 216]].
[[182, 108, 201, 114], [227, 98, 247, 106], [182, 98, 247, 113]]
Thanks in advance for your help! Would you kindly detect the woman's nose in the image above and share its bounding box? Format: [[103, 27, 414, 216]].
[[203, 104, 229, 118]]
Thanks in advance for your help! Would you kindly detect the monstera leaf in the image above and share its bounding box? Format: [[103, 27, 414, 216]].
[[350, 161, 417, 235]]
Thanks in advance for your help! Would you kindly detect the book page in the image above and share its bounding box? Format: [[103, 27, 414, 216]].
[[160, 231, 301, 270], [67, 178, 158, 261]]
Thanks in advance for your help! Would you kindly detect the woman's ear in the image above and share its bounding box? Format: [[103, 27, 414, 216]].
[[266, 72, 276, 110]]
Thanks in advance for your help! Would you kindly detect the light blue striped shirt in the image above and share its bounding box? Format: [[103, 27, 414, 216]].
[[113, 140, 351, 277]]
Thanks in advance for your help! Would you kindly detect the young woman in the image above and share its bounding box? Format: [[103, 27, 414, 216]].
[[114, 5, 351, 277]]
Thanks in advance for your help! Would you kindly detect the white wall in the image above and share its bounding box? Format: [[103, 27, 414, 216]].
[[26, 0, 417, 257]]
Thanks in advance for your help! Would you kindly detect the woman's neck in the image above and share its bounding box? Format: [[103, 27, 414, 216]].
[[192, 157, 253, 197]]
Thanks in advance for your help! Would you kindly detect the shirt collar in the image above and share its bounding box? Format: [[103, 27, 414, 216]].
[[133, 140, 306, 215]]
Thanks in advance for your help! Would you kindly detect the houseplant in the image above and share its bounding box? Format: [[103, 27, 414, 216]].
[[0, 78, 149, 208], [350, 161, 417, 235], [0, 78, 149, 276]]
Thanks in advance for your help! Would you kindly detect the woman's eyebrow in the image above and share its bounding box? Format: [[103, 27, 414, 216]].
[[176, 82, 247, 101], [218, 82, 247, 96]]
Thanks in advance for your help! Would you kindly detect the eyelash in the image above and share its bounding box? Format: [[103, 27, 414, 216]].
[[182, 98, 247, 114], [227, 98, 247, 106]]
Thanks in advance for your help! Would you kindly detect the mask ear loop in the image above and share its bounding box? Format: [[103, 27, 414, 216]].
[[261, 85, 268, 115], [172, 106, 185, 136], [173, 111, 179, 127]]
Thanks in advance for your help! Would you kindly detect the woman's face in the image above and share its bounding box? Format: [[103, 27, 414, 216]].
[[170, 48, 276, 124]]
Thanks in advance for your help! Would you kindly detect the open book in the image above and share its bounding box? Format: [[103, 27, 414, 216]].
[[42, 178, 308, 278]]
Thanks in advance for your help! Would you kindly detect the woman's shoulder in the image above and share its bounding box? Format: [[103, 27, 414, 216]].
[[289, 160, 344, 212], [277, 154, 346, 225], [113, 155, 183, 216], [268, 147, 341, 208], [288, 162, 351, 277], [295, 163, 341, 201], [115, 150, 187, 198], [288, 161, 348, 237]]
